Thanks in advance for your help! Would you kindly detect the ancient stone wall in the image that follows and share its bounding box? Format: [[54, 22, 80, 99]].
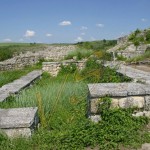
[[117, 35, 128, 45], [88, 83, 150, 122], [117, 44, 150, 59], [0, 45, 76, 71], [42, 60, 86, 76]]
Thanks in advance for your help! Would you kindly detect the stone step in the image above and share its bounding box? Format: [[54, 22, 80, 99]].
[[0, 70, 42, 102], [0, 107, 39, 137]]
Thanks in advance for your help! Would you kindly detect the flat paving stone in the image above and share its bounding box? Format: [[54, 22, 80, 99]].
[[0, 70, 42, 102]]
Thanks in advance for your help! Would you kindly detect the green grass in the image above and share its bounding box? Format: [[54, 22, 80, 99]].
[[76, 40, 117, 50], [65, 48, 93, 60], [0, 73, 149, 149], [0, 43, 46, 61], [0, 66, 149, 149], [0, 64, 42, 87]]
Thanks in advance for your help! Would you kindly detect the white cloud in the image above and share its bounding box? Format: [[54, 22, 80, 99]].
[[141, 18, 148, 22], [24, 30, 35, 37], [96, 23, 104, 28], [75, 37, 83, 42], [81, 32, 85, 35], [3, 38, 12, 42], [80, 26, 88, 30], [59, 21, 72, 26], [46, 33, 53, 37]]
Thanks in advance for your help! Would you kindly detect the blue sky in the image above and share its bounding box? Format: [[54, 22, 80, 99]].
[[0, 0, 150, 43]]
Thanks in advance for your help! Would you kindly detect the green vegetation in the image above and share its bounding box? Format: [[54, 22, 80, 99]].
[[76, 40, 117, 50], [65, 40, 115, 61], [146, 29, 150, 42], [0, 40, 149, 149], [0, 77, 149, 149], [65, 48, 93, 60], [116, 54, 127, 61], [128, 28, 150, 46], [0, 43, 46, 61], [78, 58, 131, 83], [0, 63, 42, 87]]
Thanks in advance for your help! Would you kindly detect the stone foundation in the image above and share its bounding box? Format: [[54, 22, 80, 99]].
[[88, 83, 150, 121], [42, 60, 86, 76]]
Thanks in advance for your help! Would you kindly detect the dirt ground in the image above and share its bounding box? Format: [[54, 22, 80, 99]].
[[130, 65, 150, 72]]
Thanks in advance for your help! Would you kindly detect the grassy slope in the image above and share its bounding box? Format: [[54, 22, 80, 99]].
[[0, 43, 46, 61]]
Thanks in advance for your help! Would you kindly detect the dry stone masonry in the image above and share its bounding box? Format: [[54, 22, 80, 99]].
[[108, 35, 150, 59], [0, 70, 42, 102], [0, 107, 39, 137], [88, 83, 150, 121], [88, 62, 150, 122], [42, 60, 86, 76], [0, 45, 76, 71]]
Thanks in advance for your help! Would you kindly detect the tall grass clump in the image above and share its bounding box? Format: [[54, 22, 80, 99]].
[[0, 72, 87, 130], [65, 48, 93, 60]]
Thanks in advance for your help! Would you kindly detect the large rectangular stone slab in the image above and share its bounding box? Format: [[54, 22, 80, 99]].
[[88, 83, 128, 98], [0, 70, 42, 102], [88, 83, 150, 98], [0, 107, 39, 137]]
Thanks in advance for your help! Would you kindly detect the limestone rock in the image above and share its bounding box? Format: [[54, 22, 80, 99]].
[[0, 107, 39, 138], [89, 115, 101, 123], [132, 112, 144, 117], [90, 98, 100, 114], [140, 143, 150, 150], [110, 98, 119, 108], [145, 96, 150, 111]]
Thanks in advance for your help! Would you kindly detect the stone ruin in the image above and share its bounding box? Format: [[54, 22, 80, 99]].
[[0, 45, 76, 71], [42, 60, 86, 76]]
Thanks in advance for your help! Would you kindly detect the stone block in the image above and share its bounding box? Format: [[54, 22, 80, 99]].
[[0, 70, 42, 102], [0, 107, 39, 138], [110, 98, 119, 108], [144, 111, 150, 117], [119, 96, 144, 108], [145, 96, 150, 111], [140, 143, 150, 150], [90, 98, 100, 114], [118, 97, 128, 108], [89, 115, 101, 123], [131, 96, 145, 108], [132, 112, 144, 117]]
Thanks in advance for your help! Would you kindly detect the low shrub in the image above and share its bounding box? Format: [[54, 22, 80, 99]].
[[58, 63, 77, 75], [79, 58, 131, 83], [65, 48, 93, 60]]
